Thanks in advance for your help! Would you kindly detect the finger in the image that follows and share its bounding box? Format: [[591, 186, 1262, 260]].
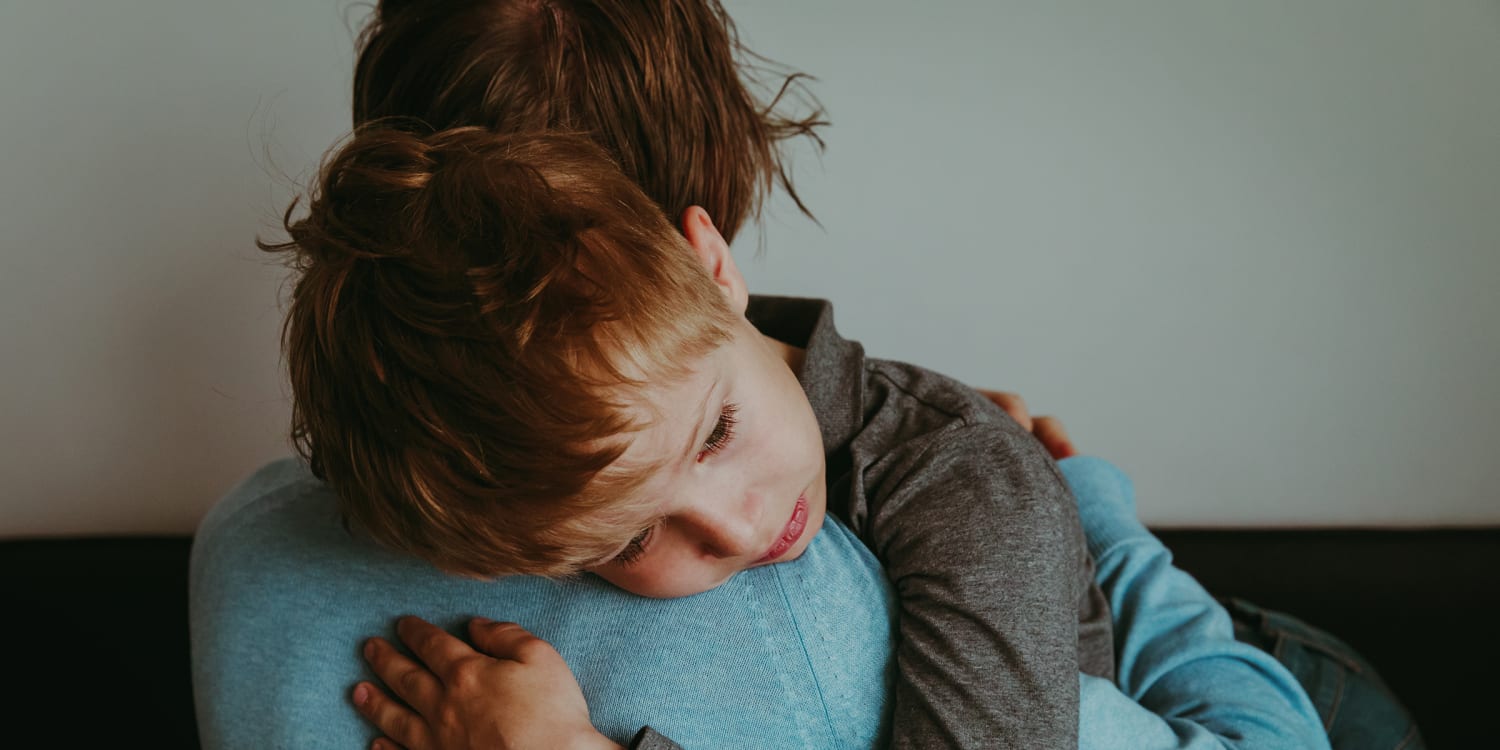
[[978, 389, 1032, 432], [468, 617, 556, 663], [352, 681, 431, 750], [363, 636, 443, 718], [1033, 416, 1077, 460], [396, 616, 480, 680]]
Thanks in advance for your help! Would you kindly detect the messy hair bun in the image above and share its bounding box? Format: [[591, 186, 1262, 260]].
[[352, 0, 825, 244]]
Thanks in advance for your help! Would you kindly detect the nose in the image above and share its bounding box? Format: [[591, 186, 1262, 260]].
[[679, 490, 764, 559]]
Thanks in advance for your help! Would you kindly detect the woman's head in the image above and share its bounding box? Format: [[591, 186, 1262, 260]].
[[353, 0, 824, 243]]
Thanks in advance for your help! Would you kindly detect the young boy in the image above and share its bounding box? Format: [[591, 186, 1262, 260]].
[[266, 124, 1109, 748]]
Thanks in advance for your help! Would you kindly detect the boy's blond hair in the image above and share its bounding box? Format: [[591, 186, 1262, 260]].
[[263, 127, 736, 577]]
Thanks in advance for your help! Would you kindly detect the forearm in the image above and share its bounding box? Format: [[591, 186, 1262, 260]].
[[1060, 457, 1330, 750], [888, 587, 1079, 748]]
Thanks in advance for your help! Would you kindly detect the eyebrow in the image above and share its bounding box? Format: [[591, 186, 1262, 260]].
[[681, 373, 724, 461]]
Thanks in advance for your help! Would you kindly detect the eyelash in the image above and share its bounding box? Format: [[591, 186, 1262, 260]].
[[697, 403, 739, 462], [612, 525, 654, 567]]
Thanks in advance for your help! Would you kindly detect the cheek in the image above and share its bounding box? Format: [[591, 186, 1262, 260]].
[[590, 566, 659, 597], [781, 392, 824, 469], [592, 553, 734, 599], [754, 366, 821, 456], [775, 371, 820, 445]]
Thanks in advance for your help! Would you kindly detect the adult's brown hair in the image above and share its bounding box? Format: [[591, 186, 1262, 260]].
[[351, 0, 825, 244]]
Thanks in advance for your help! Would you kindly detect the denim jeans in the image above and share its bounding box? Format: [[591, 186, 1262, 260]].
[[1225, 598, 1426, 750]]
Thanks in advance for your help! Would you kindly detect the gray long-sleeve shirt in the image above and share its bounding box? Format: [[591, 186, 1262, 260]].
[[634, 296, 1113, 749]]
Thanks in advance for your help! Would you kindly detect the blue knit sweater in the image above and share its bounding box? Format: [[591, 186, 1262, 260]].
[[191, 455, 1326, 749]]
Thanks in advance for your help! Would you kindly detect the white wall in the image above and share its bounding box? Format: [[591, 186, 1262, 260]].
[[3, 0, 1496, 536]]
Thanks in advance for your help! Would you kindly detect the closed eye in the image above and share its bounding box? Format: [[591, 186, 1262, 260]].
[[697, 403, 739, 462], [611, 524, 655, 567]]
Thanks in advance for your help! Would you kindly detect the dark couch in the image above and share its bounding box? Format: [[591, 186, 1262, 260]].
[[7, 529, 1496, 748]]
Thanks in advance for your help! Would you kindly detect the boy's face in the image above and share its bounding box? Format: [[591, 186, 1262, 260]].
[[585, 208, 828, 598]]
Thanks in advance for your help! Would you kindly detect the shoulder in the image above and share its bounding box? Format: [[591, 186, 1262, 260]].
[[193, 456, 339, 553], [849, 359, 1075, 534], [874, 419, 1073, 523], [863, 356, 1003, 426], [848, 366, 1085, 588], [857, 357, 1066, 493], [190, 457, 395, 601]]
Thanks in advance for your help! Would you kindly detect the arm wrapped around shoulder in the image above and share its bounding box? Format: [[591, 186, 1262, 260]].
[[861, 421, 1087, 750]]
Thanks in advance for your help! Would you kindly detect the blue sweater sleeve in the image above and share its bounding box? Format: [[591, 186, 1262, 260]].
[[1058, 457, 1331, 750]]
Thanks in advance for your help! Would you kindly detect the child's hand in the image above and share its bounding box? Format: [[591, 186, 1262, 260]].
[[354, 616, 623, 750], [977, 389, 1077, 460]]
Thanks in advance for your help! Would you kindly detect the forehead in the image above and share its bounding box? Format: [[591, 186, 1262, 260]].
[[612, 346, 724, 472]]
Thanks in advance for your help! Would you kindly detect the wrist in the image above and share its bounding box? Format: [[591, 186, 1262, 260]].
[[572, 728, 625, 750]]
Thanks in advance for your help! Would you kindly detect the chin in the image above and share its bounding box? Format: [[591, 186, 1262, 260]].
[[794, 505, 827, 559]]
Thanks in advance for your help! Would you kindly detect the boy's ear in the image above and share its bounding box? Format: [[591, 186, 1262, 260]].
[[681, 206, 748, 315]]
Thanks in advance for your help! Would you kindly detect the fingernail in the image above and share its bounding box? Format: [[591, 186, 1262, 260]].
[[363, 639, 375, 660], [353, 684, 369, 707], [472, 616, 492, 625]]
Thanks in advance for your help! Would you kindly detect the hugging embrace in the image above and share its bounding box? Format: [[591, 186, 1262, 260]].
[[191, 1, 1422, 748]]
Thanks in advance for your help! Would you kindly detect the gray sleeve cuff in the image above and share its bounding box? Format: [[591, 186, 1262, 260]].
[[629, 726, 685, 750]]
